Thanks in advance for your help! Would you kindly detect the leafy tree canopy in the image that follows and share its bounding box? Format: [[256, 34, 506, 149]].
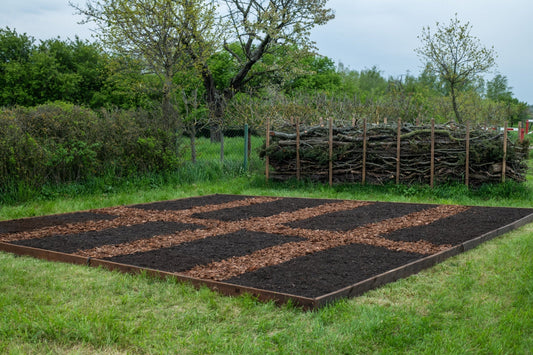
[[415, 14, 497, 123]]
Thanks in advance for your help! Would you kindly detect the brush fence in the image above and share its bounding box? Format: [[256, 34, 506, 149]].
[[262, 119, 529, 187]]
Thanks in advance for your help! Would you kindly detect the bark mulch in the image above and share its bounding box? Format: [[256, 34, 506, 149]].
[[1, 194, 532, 303]]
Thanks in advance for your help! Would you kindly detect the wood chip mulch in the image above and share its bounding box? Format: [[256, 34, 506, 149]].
[[1, 196, 469, 281]]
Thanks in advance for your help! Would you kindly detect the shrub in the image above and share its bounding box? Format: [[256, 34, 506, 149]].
[[0, 103, 183, 202]]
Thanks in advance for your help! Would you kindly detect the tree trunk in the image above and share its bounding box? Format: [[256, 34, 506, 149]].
[[201, 68, 227, 142], [450, 85, 463, 124]]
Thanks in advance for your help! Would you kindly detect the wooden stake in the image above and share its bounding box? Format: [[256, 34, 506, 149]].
[[465, 122, 470, 187], [329, 118, 333, 187], [220, 131, 224, 162], [396, 118, 401, 184], [265, 117, 270, 181], [296, 117, 301, 180], [430, 118, 435, 188], [362, 118, 367, 185], [502, 121, 508, 183]]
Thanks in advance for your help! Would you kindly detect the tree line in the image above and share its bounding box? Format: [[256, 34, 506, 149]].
[[1, 18, 529, 133]]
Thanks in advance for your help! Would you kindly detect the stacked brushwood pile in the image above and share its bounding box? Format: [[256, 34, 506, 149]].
[[261, 123, 530, 185]]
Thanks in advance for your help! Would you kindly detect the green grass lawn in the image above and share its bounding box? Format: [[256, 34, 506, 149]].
[[1, 150, 532, 354]]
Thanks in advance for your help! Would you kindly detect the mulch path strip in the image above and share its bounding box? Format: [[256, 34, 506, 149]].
[[11, 221, 202, 254], [131, 194, 253, 211], [0, 212, 116, 234]]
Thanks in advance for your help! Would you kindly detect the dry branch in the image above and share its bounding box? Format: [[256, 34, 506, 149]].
[[261, 123, 529, 186]]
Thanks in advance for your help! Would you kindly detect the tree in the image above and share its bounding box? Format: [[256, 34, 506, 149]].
[[182, 0, 334, 140], [71, 0, 218, 130], [0, 28, 110, 107], [284, 54, 340, 94], [0, 27, 35, 106], [415, 14, 496, 123], [485, 74, 513, 102], [73, 0, 334, 136]]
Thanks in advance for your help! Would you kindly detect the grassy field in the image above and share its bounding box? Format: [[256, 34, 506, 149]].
[[1, 143, 532, 354]]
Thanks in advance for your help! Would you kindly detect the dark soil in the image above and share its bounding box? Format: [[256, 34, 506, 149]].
[[1, 194, 532, 300], [286, 201, 434, 231], [383, 206, 533, 245], [227, 243, 424, 298], [11, 221, 202, 254], [108, 230, 304, 273]]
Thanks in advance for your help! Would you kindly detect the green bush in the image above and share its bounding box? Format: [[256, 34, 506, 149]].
[[0, 103, 182, 202]]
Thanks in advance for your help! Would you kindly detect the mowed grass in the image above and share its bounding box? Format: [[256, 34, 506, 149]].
[[1, 222, 532, 354], [1, 140, 532, 354]]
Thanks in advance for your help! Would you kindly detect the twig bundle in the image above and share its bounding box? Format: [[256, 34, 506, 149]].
[[261, 123, 529, 186]]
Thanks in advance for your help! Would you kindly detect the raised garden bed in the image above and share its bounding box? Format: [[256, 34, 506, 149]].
[[1, 194, 532, 309]]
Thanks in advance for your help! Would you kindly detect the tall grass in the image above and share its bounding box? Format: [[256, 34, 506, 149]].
[[2, 159, 532, 221]]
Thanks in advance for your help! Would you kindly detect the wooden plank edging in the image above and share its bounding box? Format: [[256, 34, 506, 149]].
[[0, 241, 317, 310], [1, 204, 532, 311]]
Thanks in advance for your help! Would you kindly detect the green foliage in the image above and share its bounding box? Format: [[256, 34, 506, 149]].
[[415, 14, 497, 123], [284, 54, 339, 93], [0, 28, 108, 107], [0, 103, 182, 203], [0, 27, 160, 110], [2, 25, 528, 132]]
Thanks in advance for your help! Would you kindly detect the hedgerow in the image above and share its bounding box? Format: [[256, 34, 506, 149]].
[[0, 102, 181, 201]]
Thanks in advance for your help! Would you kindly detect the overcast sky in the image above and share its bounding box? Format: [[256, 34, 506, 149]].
[[2, 0, 532, 104]]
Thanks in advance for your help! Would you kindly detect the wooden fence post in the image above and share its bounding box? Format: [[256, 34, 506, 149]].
[[220, 130, 224, 162], [396, 118, 401, 185], [430, 118, 435, 188], [502, 121, 508, 183], [329, 118, 333, 187], [465, 122, 470, 187], [362, 118, 367, 185], [243, 123, 249, 171], [296, 117, 301, 180], [265, 118, 270, 181]]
